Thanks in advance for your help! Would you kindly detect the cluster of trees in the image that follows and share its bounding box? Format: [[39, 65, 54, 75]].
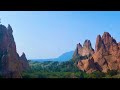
[[22, 60, 120, 78], [28, 60, 80, 72], [22, 71, 87, 78], [22, 60, 87, 78], [84, 70, 119, 78]]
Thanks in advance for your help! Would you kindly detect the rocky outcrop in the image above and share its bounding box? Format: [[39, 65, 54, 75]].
[[93, 32, 120, 73], [73, 43, 82, 58], [73, 40, 94, 58], [74, 32, 120, 73], [19, 52, 29, 71], [0, 24, 29, 78], [77, 57, 97, 73], [82, 40, 94, 56]]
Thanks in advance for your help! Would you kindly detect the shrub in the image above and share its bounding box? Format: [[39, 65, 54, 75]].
[[107, 70, 118, 76], [88, 71, 105, 78]]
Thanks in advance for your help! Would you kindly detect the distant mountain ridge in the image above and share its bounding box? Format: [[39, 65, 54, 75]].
[[30, 51, 74, 62], [53, 51, 74, 61]]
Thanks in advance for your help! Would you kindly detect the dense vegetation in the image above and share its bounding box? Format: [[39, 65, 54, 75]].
[[22, 60, 87, 78], [22, 60, 120, 78]]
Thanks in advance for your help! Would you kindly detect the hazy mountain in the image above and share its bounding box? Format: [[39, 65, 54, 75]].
[[30, 51, 74, 62], [53, 51, 74, 61]]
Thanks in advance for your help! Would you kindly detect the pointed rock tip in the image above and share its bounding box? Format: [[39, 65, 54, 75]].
[[20, 52, 27, 60], [103, 32, 110, 34], [7, 24, 13, 33], [21, 52, 26, 57], [83, 39, 91, 46], [77, 43, 82, 48], [96, 35, 102, 41], [85, 39, 90, 42], [102, 32, 111, 38], [83, 39, 94, 51], [97, 34, 101, 38], [8, 24, 12, 29], [77, 43, 82, 46]]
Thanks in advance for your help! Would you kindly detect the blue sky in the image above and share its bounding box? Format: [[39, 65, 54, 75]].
[[0, 11, 120, 59]]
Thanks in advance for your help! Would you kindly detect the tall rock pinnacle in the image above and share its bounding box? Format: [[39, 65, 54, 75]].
[[76, 32, 120, 73], [73, 40, 94, 59], [0, 24, 29, 78], [83, 40, 92, 49], [20, 52, 29, 71], [73, 43, 82, 58]]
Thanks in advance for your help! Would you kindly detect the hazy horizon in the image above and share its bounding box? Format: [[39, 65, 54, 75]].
[[0, 11, 120, 59]]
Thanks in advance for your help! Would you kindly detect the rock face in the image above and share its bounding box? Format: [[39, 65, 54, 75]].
[[20, 52, 29, 71], [93, 32, 120, 73], [73, 40, 94, 58], [0, 24, 29, 78], [77, 57, 97, 73], [82, 40, 94, 56], [73, 43, 82, 58], [74, 32, 120, 73]]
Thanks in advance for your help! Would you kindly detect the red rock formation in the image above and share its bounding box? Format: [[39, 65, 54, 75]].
[[73, 40, 94, 58], [93, 32, 120, 73], [82, 40, 94, 56], [77, 57, 97, 73], [75, 32, 120, 73], [19, 52, 29, 71], [0, 24, 29, 78], [73, 43, 82, 58]]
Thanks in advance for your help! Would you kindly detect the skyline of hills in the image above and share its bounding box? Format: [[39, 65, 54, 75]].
[[30, 51, 74, 62]]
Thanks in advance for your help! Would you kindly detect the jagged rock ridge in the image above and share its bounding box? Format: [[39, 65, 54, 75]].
[[73, 39, 94, 58], [0, 24, 29, 78], [73, 32, 120, 73]]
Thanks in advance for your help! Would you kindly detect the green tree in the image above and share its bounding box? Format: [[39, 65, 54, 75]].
[[107, 70, 118, 76], [88, 71, 105, 78]]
